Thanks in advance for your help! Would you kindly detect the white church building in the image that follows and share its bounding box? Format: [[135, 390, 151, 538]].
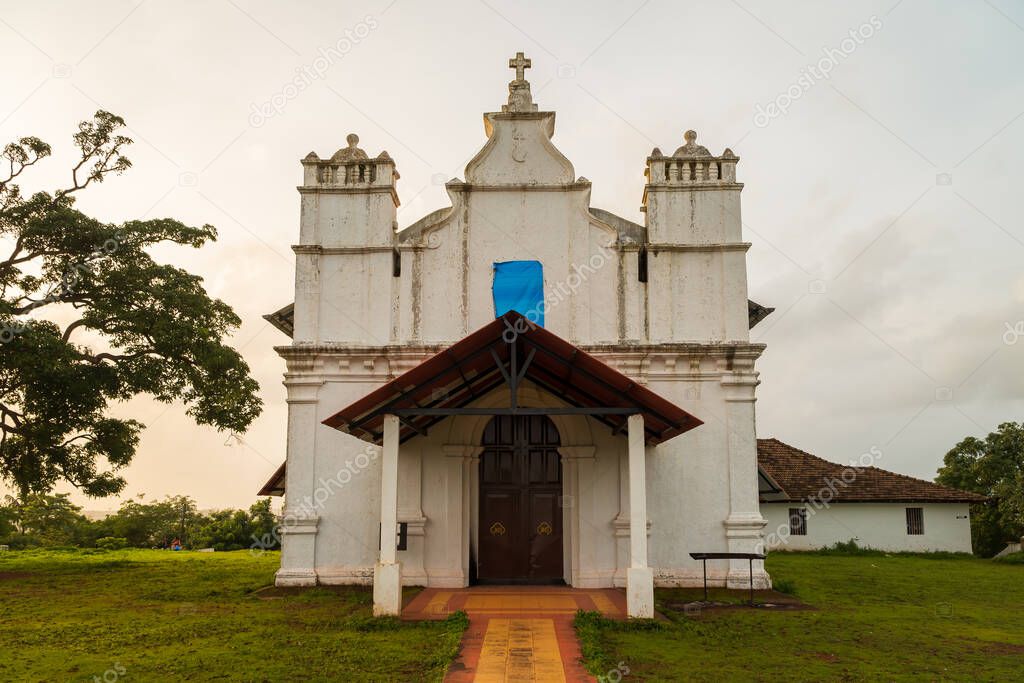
[[261, 52, 791, 617]]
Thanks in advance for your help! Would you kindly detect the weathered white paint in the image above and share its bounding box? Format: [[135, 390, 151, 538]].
[[760, 502, 974, 553], [273, 55, 770, 594]]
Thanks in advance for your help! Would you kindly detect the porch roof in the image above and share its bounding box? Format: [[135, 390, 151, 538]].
[[321, 311, 702, 446], [257, 462, 286, 497]]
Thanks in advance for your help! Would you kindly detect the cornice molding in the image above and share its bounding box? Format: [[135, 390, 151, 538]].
[[646, 242, 751, 253]]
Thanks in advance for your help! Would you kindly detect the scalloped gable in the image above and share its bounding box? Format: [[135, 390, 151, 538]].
[[463, 111, 575, 186]]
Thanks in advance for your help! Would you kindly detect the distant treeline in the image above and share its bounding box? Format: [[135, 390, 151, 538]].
[[0, 493, 279, 552]]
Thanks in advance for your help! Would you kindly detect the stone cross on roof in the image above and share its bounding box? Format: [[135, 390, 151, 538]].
[[503, 51, 538, 113], [509, 51, 532, 81]]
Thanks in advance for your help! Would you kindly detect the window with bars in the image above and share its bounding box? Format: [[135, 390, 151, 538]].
[[906, 507, 924, 535], [788, 507, 807, 536]]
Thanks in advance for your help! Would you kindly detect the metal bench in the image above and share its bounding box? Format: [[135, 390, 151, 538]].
[[689, 552, 766, 606]]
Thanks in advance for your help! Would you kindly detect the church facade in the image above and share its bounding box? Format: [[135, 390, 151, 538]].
[[263, 53, 771, 616]]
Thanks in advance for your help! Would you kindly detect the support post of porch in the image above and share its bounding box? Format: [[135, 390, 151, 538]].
[[626, 413, 654, 618], [373, 414, 402, 616]]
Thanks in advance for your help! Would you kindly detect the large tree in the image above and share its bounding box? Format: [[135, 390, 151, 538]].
[[0, 111, 261, 497], [937, 421, 1024, 557]]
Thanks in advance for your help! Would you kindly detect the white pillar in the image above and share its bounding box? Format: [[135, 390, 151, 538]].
[[275, 372, 322, 587], [373, 414, 402, 616], [626, 413, 654, 618], [441, 444, 481, 588], [722, 368, 769, 589]]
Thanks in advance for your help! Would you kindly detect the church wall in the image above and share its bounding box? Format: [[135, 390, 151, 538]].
[[571, 419, 625, 587], [407, 190, 631, 345], [619, 248, 646, 342], [459, 188, 621, 343], [647, 428, 734, 582], [645, 374, 734, 582], [303, 190, 395, 249], [417, 427, 469, 587], [645, 186, 742, 244], [307, 380, 385, 583], [404, 228, 464, 343], [317, 251, 394, 345], [645, 231, 750, 343]]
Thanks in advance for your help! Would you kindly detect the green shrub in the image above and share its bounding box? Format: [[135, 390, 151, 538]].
[[95, 537, 128, 551], [824, 539, 870, 554], [774, 540, 974, 560], [773, 578, 798, 595]]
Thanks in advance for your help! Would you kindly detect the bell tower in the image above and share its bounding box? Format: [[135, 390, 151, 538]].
[[293, 134, 400, 345], [642, 132, 766, 586], [641, 130, 749, 344]]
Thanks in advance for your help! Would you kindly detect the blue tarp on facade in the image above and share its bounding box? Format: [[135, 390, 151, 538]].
[[492, 260, 544, 327]]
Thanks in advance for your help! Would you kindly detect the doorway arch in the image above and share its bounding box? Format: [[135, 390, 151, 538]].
[[475, 415, 563, 584]]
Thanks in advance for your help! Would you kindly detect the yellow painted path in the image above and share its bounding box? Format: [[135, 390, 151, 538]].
[[404, 587, 625, 681], [474, 618, 566, 682]]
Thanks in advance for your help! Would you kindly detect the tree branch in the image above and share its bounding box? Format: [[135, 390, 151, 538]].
[[61, 319, 89, 343], [58, 139, 130, 199]]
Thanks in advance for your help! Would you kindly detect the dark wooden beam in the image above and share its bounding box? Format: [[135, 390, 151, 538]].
[[393, 407, 640, 416]]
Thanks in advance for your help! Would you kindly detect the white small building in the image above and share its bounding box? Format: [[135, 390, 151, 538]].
[[757, 439, 986, 553]]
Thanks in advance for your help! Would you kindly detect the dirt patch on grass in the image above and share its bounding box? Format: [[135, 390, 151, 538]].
[[970, 640, 1024, 655], [663, 591, 814, 619], [0, 571, 33, 580]]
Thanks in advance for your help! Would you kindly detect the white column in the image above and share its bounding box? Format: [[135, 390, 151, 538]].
[[373, 414, 402, 615], [275, 369, 322, 587], [722, 365, 769, 589], [440, 444, 482, 588], [557, 445, 596, 588], [397, 447, 426, 585], [626, 413, 654, 618]]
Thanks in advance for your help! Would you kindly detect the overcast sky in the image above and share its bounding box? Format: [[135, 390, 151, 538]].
[[1, 0, 1022, 510]]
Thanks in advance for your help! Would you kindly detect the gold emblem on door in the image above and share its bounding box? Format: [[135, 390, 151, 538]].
[[489, 521, 506, 536], [537, 521, 553, 536]]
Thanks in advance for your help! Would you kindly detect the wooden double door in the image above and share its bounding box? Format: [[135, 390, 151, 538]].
[[476, 415, 563, 584]]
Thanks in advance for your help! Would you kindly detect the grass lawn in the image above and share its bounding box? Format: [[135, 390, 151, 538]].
[[0, 549, 465, 682], [576, 551, 1024, 682]]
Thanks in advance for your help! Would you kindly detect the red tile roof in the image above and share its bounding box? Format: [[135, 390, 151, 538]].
[[757, 438, 988, 504]]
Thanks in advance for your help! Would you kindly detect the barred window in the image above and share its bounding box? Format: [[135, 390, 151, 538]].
[[788, 508, 807, 536], [906, 507, 924, 535]]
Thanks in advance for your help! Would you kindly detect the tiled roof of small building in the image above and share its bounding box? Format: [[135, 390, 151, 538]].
[[757, 438, 988, 504]]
